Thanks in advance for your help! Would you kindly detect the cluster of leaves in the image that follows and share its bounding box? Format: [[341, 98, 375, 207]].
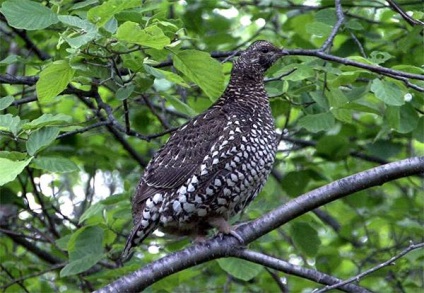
[[0, 0, 423, 292]]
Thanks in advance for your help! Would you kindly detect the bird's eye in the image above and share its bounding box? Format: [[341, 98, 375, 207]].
[[260, 48, 269, 53]]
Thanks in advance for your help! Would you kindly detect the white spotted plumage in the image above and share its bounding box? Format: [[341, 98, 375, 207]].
[[122, 41, 285, 259]]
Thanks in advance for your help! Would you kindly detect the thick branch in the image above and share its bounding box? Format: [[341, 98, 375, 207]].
[[95, 156, 424, 292]]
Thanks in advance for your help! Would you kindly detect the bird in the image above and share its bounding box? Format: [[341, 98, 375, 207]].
[[123, 40, 286, 258]]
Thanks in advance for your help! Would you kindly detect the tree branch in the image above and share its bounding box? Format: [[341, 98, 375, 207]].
[[95, 156, 424, 292], [232, 249, 370, 293], [315, 241, 424, 292]]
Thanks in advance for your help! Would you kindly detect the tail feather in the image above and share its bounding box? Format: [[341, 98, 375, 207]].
[[121, 219, 159, 260]]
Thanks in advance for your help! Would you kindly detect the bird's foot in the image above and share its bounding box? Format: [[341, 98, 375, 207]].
[[208, 217, 245, 246]]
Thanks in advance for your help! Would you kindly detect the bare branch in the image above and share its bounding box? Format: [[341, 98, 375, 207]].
[[387, 0, 424, 26], [319, 0, 345, 52], [315, 242, 424, 292], [233, 249, 370, 293], [95, 156, 424, 292]]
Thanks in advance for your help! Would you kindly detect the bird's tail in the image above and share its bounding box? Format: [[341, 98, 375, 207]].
[[121, 219, 159, 260]]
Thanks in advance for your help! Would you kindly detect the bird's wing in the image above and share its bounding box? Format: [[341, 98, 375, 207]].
[[132, 107, 227, 206]]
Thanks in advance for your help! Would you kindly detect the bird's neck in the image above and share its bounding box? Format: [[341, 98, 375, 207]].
[[217, 72, 268, 106]]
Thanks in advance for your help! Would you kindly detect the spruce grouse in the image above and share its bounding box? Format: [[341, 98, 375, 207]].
[[123, 40, 285, 258]]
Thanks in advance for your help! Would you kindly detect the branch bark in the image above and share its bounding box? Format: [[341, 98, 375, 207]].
[[95, 156, 424, 292]]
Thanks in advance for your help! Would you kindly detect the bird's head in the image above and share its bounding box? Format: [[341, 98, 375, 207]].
[[232, 40, 287, 77]]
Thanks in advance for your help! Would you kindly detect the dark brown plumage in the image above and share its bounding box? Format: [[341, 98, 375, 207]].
[[123, 41, 285, 258]]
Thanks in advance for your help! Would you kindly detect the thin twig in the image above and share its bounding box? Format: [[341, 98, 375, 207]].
[[315, 242, 424, 292], [320, 0, 345, 52]]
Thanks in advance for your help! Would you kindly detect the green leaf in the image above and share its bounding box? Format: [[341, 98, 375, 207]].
[[61, 226, 104, 277], [0, 0, 58, 30], [217, 258, 262, 281], [36, 61, 75, 103], [87, 0, 140, 27], [0, 151, 27, 161], [298, 112, 335, 133], [56, 234, 72, 251], [31, 157, 79, 173], [26, 127, 60, 156], [366, 140, 402, 160], [61, 254, 104, 277], [413, 117, 424, 142], [316, 135, 350, 160], [22, 114, 72, 130], [144, 65, 189, 88], [0, 55, 19, 66], [0, 114, 21, 136], [281, 170, 311, 197], [79, 203, 105, 224], [0, 96, 14, 110], [370, 79, 404, 106], [345, 19, 364, 30], [315, 8, 337, 26], [290, 222, 321, 257], [386, 104, 419, 133], [172, 49, 225, 100], [306, 22, 332, 37], [58, 15, 98, 48], [339, 102, 381, 115], [369, 51, 393, 64], [115, 22, 170, 49], [116, 84, 135, 100], [164, 94, 197, 116], [101, 193, 129, 205], [0, 157, 32, 186]]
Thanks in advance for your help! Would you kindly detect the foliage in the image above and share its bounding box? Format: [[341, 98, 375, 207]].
[[0, 0, 423, 292]]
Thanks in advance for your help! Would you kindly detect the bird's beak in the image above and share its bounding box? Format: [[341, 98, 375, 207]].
[[280, 49, 289, 56]]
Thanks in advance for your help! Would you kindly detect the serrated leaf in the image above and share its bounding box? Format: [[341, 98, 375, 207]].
[[173, 50, 225, 100], [217, 258, 262, 281], [0, 157, 32, 186], [36, 61, 75, 103], [26, 127, 60, 156], [22, 114, 72, 130], [87, 0, 140, 27], [61, 226, 104, 277], [31, 157, 79, 173], [79, 203, 105, 224], [0, 96, 14, 110], [290, 222, 321, 257], [298, 112, 335, 132], [0, 0, 58, 30], [116, 22, 170, 49], [0, 114, 21, 136], [370, 79, 404, 106]]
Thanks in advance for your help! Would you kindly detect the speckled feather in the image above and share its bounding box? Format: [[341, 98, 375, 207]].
[[123, 41, 285, 258]]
